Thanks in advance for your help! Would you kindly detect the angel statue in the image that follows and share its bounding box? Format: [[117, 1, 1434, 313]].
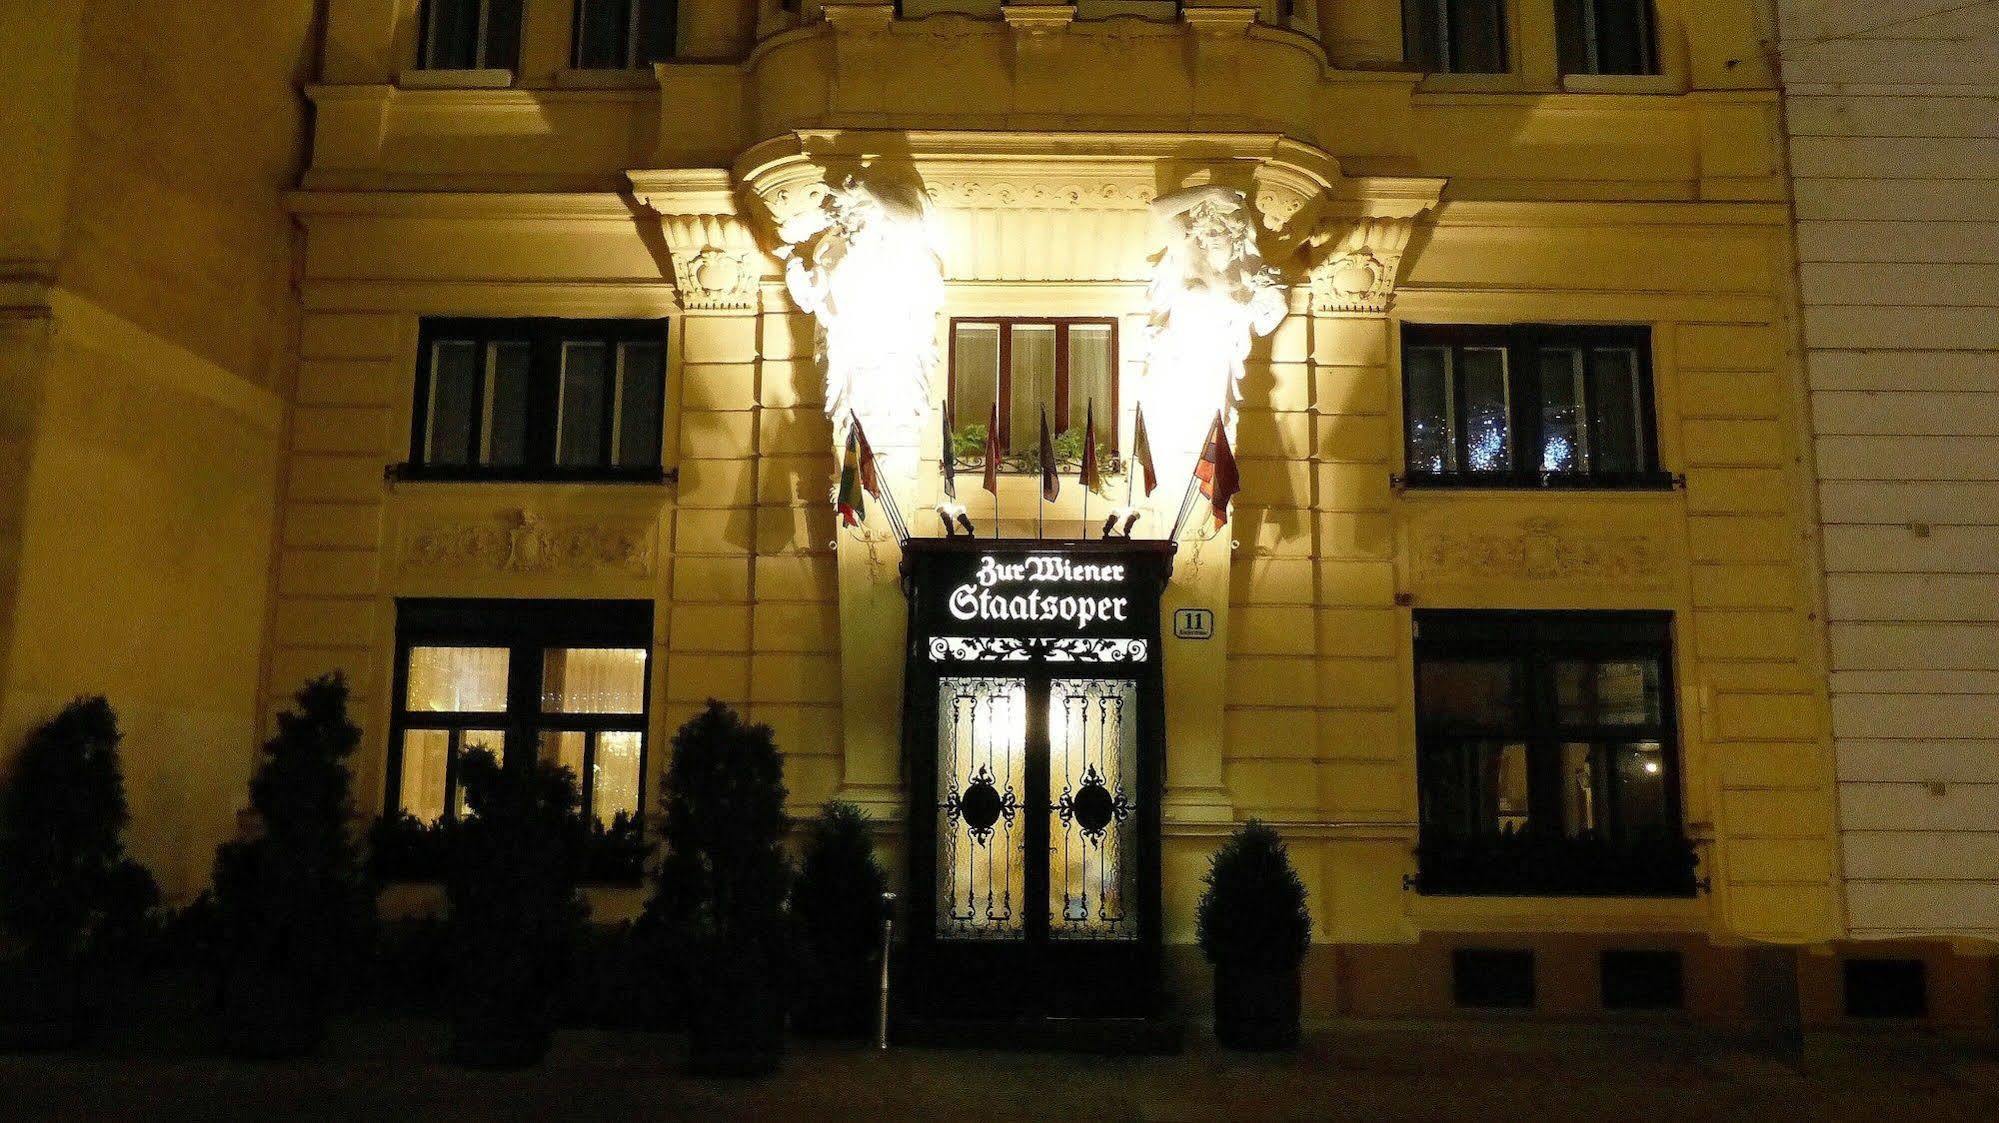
[[1134, 185, 1288, 520], [778, 175, 948, 484]]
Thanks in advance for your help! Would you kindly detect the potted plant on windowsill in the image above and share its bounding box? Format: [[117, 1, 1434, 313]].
[[446, 750, 589, 1069], [645, 701, 790, 1076], [0, 698, 158, 1051], [1196, 820, 1311, 1051], [790, 802, 887, 1039], [211, 674, 375, 1059]]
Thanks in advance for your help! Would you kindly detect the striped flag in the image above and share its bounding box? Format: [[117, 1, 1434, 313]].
[[940, 405, 956, 500], [1079, 401, 1101, 494], [1131, 403, 1157, 497], [1194, 412, 1240, 528], [836, 425, 865, 527], [982, 402, 1001, 496], [855, 418, 881, 500], [1038, 411, 1059, 502]]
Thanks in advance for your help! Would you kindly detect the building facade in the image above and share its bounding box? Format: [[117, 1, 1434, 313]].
[[1773, 2, 1999, 1003], [6, 0, 1987, 1031]]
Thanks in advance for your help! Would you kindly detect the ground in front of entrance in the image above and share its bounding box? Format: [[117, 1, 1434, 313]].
[[3, 1017, 1997, 1121]]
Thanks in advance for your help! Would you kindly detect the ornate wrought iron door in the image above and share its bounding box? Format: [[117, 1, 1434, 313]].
[[1048, 678, 1138, 940], [936, 677, 1028, 940]]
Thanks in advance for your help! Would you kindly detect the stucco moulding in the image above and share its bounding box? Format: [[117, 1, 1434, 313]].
[[1410, 516, 1672, 590], [628, 169, 764, 311], [399, 508, 656, 579], [726, 130, 1444, 280]]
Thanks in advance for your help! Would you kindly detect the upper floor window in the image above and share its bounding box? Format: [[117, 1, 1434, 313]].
[[1414, 611, 1694, 897], [1401, 324, 1663, 488], [409, 317, 666, 481], [1556, 0, 1658, 76], [1403, 0, 1508, 74], [389, 599, 651, 831], [573, 0, 675, 69], [418, 0, 523, 70], [950, 318, 1117, 467]]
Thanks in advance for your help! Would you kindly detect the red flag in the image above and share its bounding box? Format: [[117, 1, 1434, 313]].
[[1194, 413, 1240, 528], [853, 417, 881, 499], [1078, 401, 1101, 494], [982, 402, 1001, 496], [835, 427, 865, 527], [1131, 404, 1157, 498], [1038, 411, 1059, 503]]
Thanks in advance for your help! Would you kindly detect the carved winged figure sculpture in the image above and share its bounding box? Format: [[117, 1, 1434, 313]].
[[779, 175, 948, 476]]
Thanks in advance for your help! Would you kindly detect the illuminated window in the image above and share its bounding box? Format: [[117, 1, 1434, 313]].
[[1402, 325, 1661, 488], [949, 319, 1117, 465], [418, 0, 524, 70], [573, 0, 675, 68], [1402, 0, 1508, 74], [1414, 611, 1691, 896], [1556, 0, 1658, 77], [389, 600, 652, 828], [411, 318, 666, 481]]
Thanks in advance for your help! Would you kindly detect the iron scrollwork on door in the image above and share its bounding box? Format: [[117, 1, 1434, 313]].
[[936, 677, 1027, 940], [1047, 679, 1139, 940]]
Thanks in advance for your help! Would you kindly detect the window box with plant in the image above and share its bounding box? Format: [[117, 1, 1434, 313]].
[[949, 317, 1119, 475]]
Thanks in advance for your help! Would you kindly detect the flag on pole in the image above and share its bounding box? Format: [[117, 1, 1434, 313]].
[[836, 426, 866, 527], [1079, 402, 1101, 494], [1038, 411, 1060, 503], [940, 405, 956, 500], [1194, 412, 1240, 528], [854, 416, 882, 500], [982, 402, 1001, 495], [1131, 403, 1158, 498]]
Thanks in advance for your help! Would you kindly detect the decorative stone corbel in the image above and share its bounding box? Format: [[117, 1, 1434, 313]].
[[658, 213, 761, 311], [1309, 215, 1421, 315]]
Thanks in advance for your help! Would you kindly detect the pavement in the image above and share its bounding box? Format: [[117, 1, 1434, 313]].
[[2, 1016, 1997, 1121]]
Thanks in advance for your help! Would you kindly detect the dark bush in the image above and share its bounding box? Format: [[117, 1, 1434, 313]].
[[791, 802, 887, 1038], [368, 811, 452, 884], [210, 674, 374, 1057], [446, 750, 589, 1068], [645, 701, 789, 1075], [1197, 821, 1310, 1051], [0, 697, 159, 1049]]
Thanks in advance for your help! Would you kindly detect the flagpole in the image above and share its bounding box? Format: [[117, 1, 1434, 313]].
[[1080, 403, 1091, 539], [1170, 414, 1219, 542]]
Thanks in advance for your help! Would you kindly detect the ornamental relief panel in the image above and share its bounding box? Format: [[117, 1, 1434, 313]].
[[397, 508, 656, 580], [1410, 516, 1673, 591]]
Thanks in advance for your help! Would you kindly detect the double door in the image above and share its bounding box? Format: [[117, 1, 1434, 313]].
[[909, 671, 1161, 1021]]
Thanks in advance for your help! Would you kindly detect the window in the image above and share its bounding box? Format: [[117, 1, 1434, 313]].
[[1556, 0, 1658, 76], [1403, 0, 1508, 73], [1453, 949, 1536, 1009], [389, 599, 652, 830], [418, 0, 524, 70], [1402, 324, 1662, 488], [1843, 959, 1927, 1019], [573, 0, 675, 68], [1600, 949, 1684, 1010], [949, 319, 1117, 463], [410, 318, 667, 481], [1414, 611, 1695, 897]]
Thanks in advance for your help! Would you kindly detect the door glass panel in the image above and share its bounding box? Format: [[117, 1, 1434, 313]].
[[1067, 325, 1115, 441], [483, 341, 531, 466], [615, 341, 664, 469], [558, 341, 611, 467], [1591, 346, 1645, 473], [539, 729, 588, 786], [1554, 659, 1661, 726], [1048, 678, 1139, 941], [1403, 345, 1454, 473], [936, 677, 1027, 941], [1539, 346, 1585, 474], [952, 323, 1000, 441], [424, 339, 478, 464], [1418, 659, 1520, 727]]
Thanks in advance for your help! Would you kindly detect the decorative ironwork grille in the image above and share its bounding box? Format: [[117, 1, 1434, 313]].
[[1047, 678, 1138, 940], [936, 677, 1028, 940]]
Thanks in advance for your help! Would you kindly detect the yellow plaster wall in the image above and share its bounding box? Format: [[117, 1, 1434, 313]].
[[0, 1, 317, 898], [281, 0, 1841, 953]]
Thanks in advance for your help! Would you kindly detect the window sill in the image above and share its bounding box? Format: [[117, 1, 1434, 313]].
[[1398, 471, 1680, 493], [397, 68, 515, 90], [552, 67, 660, 89], [1560, 73, 1683, 96], [388, 463, 675, 486], [1413, 71, 1530, 95]]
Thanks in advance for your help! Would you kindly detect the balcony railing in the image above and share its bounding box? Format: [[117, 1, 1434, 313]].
[[1413, 828, 1700, 898]]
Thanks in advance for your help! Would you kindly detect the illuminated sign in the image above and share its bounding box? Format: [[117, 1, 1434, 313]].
[[947, 554, 1133, 630]]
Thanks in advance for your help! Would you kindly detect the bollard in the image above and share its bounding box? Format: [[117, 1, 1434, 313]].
[[878, 891, 897, 1050]]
